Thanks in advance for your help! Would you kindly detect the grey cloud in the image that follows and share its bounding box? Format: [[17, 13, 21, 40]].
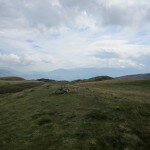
[[144, 7, 150, 23], [60, 0, 150, 27], [92, 50, 119, 59], [0, 0, 150, 29], [24, 1, 64, 28], [0, 0, 64, 29], [131, 54, 150, 67]]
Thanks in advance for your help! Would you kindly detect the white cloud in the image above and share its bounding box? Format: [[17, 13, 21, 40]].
[[0, 53, 20, 63], [0, 0, 150, 72], [75, 11, 97, 30]]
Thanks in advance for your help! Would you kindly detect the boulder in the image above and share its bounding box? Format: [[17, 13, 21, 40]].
[[55, 85, 70, 94]]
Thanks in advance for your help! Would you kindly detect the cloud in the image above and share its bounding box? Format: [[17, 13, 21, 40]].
[[0, 0, 149, 29], [0, 0, 150, 73], [130, 54, 150, 67], [0, 53, 20, 63], [0, 28, 150, 71], [92, 50, 119, 59], [0, 52, 55, 67]]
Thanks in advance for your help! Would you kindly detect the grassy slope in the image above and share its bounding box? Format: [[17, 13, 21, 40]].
[[0, 79, 150, 150], [0, 79, 43, 94], [0, 77, 25, 81]]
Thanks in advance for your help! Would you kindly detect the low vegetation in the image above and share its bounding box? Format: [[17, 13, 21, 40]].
[[0, 76, 25, 81], [0, 78, 43, 94], [72, 75, 113, 83], [0, 77, 149, 150]]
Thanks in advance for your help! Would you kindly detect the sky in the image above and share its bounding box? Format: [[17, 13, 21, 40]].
[[0, 0, 150, 72]]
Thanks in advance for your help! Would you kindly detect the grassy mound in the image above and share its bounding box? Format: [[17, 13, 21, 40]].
[[73, 76, 113, 83], [0, 76, 25, 81], [0, 81, 43, 94]]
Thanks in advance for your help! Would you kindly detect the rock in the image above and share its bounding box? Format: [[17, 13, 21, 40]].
[[55, 85, 70, 94]]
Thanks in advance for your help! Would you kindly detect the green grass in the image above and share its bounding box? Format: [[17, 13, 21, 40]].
[[0, 79, 150, 150], [0, 82, 43, 94], [0, 76, 25, 81]]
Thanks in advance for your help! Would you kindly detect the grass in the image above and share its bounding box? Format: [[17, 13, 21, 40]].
[[0, 80, 43, 94], [0, 77, 25, 81], [0, 79, 150, 150]]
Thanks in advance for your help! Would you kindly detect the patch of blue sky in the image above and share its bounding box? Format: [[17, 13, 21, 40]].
[[48, 33, 62, 40], [0, 42, 21, 55], [94, 51, 119, 59], [26, 40, 34, 43], [127, 34, 150, 45], [85, 26, 121, 41]]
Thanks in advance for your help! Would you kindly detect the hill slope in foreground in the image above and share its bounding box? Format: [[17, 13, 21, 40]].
[[0, 77, 150, 150]]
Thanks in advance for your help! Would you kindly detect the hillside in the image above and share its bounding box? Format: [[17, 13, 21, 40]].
[[0, 76, 25, 81], [73, 76, 113, 83], [118, 73, 150, 80], [0, 78, 150, 149]]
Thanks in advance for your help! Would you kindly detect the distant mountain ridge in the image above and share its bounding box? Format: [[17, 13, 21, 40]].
[[0, 67, 149, 81], [46, 68, 148, 81], [0, 68, 18, 76]]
